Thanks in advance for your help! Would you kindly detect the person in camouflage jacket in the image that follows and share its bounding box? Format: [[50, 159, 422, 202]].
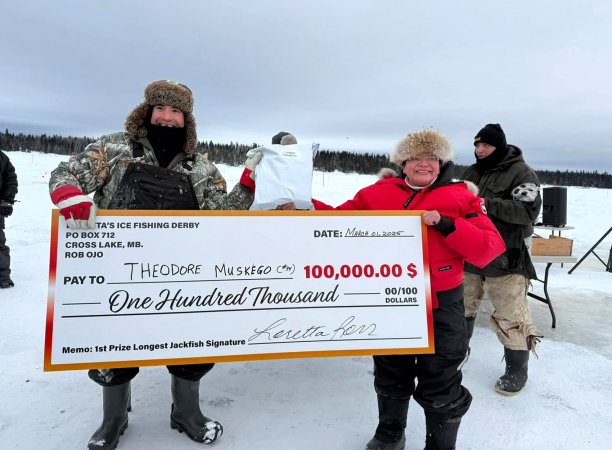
[[461, 123, 542, 397], [48, 80, 260, 449], [49, 81, 256, 217]]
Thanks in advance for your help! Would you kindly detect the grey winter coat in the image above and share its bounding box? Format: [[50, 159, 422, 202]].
[[461, 145, 541, 279]]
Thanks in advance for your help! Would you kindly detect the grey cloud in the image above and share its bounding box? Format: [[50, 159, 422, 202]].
[[1, 0, 610, 171]]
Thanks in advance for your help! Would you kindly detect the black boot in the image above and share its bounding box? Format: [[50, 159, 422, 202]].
[[424, 415, 461, 450], [495, 347, 529, 396], [170, 375, 223, 444], [465, 315, 476, 358], [365, 395, 409, 450], [87, 383, 130, 450]]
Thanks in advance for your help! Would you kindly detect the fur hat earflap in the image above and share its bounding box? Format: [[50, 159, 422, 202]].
[[390, 128, 453, 166], [124, 80, 197, 154]]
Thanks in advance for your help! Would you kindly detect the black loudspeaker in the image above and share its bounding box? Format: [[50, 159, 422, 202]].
[[542, 187, 567, 227]]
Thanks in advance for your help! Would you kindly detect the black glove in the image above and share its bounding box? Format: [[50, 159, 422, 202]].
[[0, 201, 13, 217], [433, 215, 455, 237]]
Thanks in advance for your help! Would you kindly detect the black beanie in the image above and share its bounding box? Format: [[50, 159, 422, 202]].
[[272, 131, 291, 144], [474, 123, 507, 151]]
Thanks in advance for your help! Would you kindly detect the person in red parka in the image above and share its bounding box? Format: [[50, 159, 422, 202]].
[[313, 129, 505, 450]]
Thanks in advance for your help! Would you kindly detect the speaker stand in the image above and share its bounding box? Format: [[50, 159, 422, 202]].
[[568, 226, 612, 274]]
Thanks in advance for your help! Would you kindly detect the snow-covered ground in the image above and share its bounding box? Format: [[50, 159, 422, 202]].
[[1, 151, 611, 449]]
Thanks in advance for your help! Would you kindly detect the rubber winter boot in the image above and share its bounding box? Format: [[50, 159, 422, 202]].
[[423, 414, 461, 450], [0, 278, 14, 288], [87, 382, 130, 450], [170, 375, 223, 444], [365, 395, 409, 450], [495, 347, 529, 395]]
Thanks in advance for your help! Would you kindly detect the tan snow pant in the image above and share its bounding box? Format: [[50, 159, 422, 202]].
[[463, 272, 541, 351]]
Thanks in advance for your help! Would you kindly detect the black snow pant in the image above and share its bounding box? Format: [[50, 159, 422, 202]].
[[373, 285, 472, 421], [89, 159, 209, 388], [88, 364, 215, 387], [0, 220, 10, 282]]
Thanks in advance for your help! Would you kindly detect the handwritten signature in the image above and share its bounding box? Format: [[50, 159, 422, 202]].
[[248, 316, 376, 343]]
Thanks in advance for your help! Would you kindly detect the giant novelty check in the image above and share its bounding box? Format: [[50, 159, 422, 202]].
[[44, 210, 434, 371]]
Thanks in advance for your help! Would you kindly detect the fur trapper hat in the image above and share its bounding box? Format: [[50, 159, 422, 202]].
[[390, 129, 453, 166], [124, 80, 197, 154]]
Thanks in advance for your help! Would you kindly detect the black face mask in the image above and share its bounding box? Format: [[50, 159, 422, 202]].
[[475, 145, 509, 173], [145, 123, 186, 168]]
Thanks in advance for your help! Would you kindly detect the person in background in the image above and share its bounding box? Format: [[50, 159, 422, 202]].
[[48, 80, 261, 449], [313, 129, 505, 450], [0, 149, 18, 288], [271, 130, 297, 146], [461, 123, 542, 396], [270, 131, 298, 209]]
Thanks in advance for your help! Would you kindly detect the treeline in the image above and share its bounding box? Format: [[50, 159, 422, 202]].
[[451, 165, 612, 189], [200, 139, 390, 174], [2, 129, 610, 188], [0, 130, 95, 155]]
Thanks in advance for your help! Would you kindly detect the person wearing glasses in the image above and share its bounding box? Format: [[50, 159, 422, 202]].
[[49, 80, 261, 449], [312, 128, 505, 450]]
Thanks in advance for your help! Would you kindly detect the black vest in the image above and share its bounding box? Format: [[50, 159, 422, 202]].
[[108, 141, 198, 210]]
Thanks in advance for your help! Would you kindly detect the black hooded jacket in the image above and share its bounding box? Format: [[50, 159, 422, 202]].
[[0, 150, 18, 228], [0, 150, 18, 203], [461, 145, 541, 279]]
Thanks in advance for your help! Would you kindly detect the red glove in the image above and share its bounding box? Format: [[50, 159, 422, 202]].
[[51, 185, 97, 229]]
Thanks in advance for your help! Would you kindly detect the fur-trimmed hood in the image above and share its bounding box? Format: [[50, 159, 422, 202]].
[[124, 80, 197, 155], [464, 180, 479, 195]]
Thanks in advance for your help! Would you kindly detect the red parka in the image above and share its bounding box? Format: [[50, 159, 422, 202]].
[[313, 163, 505, 308]]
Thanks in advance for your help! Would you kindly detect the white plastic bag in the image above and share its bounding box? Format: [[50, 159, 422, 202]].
[[248, 143, 317, 210]]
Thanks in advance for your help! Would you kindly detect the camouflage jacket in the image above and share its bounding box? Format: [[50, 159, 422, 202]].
[[49, 132, 253, 211]]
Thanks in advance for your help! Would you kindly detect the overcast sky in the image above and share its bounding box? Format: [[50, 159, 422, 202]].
[[2, 0, 611, 171]]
